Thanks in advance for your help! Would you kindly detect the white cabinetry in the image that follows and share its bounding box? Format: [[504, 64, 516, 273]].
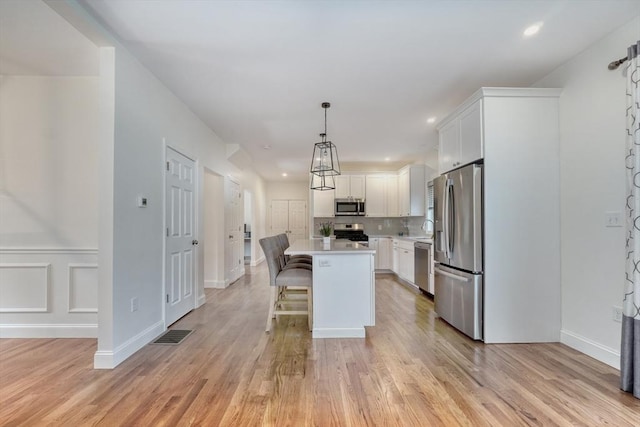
[[386, 175, 399, 217], [370, 237, 392, 270], [438, 99, 483, 174], [378, 238, 392, 270], [392, 239, 414, 283], [438, 87, 562, 343], [313, 188, 335, 217], [365, 175, 398, 217], [398, 165, 425, 217], [335, 175, 365, 199]]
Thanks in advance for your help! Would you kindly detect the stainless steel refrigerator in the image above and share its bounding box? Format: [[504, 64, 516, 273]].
[[433, 163, 483, 340]]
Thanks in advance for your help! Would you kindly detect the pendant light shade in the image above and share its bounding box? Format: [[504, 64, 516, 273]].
[[310, 173, 336, 191], [310, 102, 341, 190], [310, 136, 341, 177]]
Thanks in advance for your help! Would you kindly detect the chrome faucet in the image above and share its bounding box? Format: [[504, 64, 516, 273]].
[[421, 219, 434, 231]]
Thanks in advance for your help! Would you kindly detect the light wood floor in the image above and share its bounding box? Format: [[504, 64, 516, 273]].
[[1, 264, 638, 426]]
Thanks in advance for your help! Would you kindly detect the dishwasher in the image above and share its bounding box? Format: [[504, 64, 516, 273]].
[[414, 241, 432, 294]]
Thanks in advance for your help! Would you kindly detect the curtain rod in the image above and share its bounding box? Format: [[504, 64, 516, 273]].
[[608, 56, 628, 70], [609, 41, 639, 70]]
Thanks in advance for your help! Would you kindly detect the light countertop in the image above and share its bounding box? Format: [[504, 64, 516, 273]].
[[286, 239, 375, 255], [369, 235, 433, 243]]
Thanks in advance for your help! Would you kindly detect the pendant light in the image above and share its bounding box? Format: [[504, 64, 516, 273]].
[[310, 102, 341, 190], [310, 173, 336, 191]]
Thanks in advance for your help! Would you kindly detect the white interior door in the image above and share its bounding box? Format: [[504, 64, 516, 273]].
[[270, 200, 289, 235], [270, 200, 307, 243], [165, 147, 196, 326], [288, 200, 307, 243], [225, 179, 244, 284]]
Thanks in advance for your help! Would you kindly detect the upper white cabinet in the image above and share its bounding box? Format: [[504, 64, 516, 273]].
[[365, 175, 398, 217], [386, 175, 399, 217], [335, 175, 365, 199], [398, 165, 425, 217], [313, 188, 335, 217], [438, 99, 483, 174]]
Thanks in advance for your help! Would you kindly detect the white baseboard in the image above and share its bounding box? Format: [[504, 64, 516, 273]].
[[312, 327, 366, 338], [204, 279, 228, 289], [0, 323, 97, 338], [250, 255, 265, 267], [93, 320, 164, 369], [197, 293, 206, 308], [560, 329, 620, 370]]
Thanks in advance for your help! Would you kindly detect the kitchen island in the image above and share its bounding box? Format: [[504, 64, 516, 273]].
[[285, 239, 375, 338]]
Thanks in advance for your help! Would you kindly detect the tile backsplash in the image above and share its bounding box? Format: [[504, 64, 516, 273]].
[[313, 216, 427, 237]]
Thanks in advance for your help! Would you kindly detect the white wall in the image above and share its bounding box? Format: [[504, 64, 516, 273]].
[[534, 16, 640, 368], [35, 0, 274, 368], [0, 75, 99, 337], [203, 170, 225, 288], [243, 170, 268, 265], [95, 41, 247, 367]]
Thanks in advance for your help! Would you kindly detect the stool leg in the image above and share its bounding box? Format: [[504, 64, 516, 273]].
[[266, 286, 277, 332]]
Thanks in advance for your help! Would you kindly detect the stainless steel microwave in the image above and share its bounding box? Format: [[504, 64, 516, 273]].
[[335, 199, 365, 216]]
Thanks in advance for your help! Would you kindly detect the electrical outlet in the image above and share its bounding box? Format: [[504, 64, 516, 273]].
[[613, 306, 623, 323], [378, 225, 382, 230], [131, 297, 139, 312]]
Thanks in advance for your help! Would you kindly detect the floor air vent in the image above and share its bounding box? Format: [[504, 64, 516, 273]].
[[152, 329, 193, 345]]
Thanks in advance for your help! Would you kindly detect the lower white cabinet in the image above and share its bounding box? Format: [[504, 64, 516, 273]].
[[392, 239, 414, 284], [370, 237, 392, 270]]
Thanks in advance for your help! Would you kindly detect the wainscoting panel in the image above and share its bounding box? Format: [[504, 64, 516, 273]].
[[68, 263, 98, 313], [0, 263, 50, 312], [0, 249, 98, 338]]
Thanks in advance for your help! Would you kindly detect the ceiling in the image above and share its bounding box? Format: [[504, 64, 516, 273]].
[[3, 1, 639, 181]]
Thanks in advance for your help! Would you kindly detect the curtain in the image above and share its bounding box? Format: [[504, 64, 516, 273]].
[[622, 40, 640, 399]]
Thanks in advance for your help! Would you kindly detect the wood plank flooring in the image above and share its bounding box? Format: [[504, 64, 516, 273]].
[[1, 264, 638, 426]]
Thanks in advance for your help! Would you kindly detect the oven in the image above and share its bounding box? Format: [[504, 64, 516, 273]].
[[334, 223, 369, 243]]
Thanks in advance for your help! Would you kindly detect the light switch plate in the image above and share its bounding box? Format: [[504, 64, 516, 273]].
[[605, 211, 622, 227]]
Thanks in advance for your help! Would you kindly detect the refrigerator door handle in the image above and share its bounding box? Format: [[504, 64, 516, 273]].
[[435, 267, 470, 282], [442, 179, 450, 259], [448, 181, 455, 256]]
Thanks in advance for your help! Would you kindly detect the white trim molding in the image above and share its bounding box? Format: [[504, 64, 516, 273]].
[[197, 293, 206, 308], [250, 255, 265, 267], [0, 248, 98, 255], [0, 263, 50, 312], [204, 279, 229, 289], [94, 321, 164, 369], [560, 329, 620, 370]]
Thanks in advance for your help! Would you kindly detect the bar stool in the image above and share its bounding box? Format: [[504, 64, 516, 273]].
[[259, 236, 313, 332]]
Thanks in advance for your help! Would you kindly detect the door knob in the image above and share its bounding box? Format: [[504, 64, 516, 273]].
[[192, 240, 199, 245]]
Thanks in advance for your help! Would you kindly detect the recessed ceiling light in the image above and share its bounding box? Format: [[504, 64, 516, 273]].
[[523, 22, 543, 38], [427, 117, 437, 124], [384, 157, 391, 161], [263, 145, 271, 150], [282, 173, 288, 177]]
